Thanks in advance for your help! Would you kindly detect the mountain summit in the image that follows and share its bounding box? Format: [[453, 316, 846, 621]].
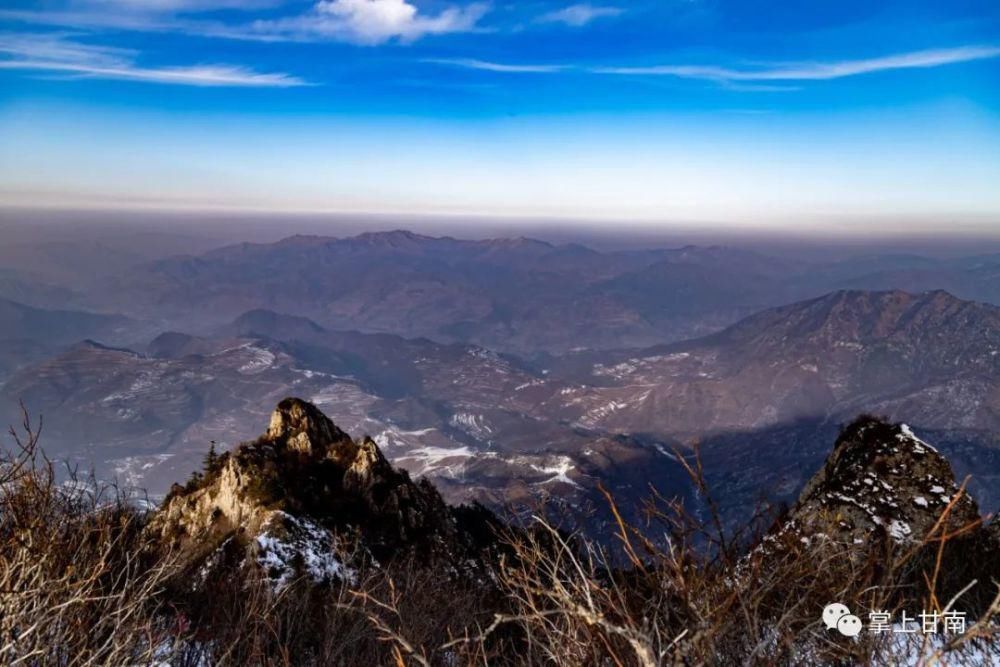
[[150, 398, 505, 587], [785, 416, 982, 545]]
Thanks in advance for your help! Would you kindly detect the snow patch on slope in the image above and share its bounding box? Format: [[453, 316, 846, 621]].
[[255, 512, 355, 590]]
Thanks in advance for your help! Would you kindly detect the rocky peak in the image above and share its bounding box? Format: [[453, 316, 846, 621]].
[[745, 415, 1000, 622], [786, 416, 980, 546], [265, 397, 354, 459], [149, 398, 504, 588]]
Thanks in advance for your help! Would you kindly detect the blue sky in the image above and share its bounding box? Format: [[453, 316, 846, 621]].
[[1, 0, 999, 233]]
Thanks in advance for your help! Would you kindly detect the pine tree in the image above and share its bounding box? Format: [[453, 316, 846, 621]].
[[203, 441, 219, 473]]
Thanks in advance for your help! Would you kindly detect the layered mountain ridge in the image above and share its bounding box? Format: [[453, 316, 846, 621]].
[[90, 230, 1000, 355], [553, 289, 1000, 435], [4, 288, 998, 529], [147, 399, 1000, 606]]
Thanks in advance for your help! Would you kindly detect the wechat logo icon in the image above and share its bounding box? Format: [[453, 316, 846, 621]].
[[823, 603, 863, 637]]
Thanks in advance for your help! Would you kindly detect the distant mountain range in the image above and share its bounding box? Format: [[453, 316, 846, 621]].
[[546, 289, 1000, 434], [0, 298, 136, 377], [4, 284, 997, 528], [79, 230, 1000, 354], [2, 229, 999, 531]]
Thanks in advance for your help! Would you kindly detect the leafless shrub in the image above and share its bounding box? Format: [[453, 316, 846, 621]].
[[0, 406, 185, 665], [1, 410, 996, 665], [431, 449, 1000, 666]]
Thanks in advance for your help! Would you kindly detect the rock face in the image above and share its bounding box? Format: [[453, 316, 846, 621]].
[[265, 398, 353, 458], [751, 415, 1000, 620], [784, 416, 981, 546], [149, 398, 504, 587]]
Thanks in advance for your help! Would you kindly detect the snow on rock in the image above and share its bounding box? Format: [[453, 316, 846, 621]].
[[592, 353, 690, 379], [514, 379, 546, 391], [254, 512, 355, 590], [149, 398, 507, 593], [592, 359, 639, 378], [888, 519, 912, 541], [782, 416, 980, 548], [111, 453, 174, 488], [575, 399, 629, 428], [211, 341, 279, 374], [898, 423, 939, 453]]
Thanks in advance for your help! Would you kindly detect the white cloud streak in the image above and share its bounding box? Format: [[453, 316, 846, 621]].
[[249, 0, 490, 45], [0, 9, 177, 33], [1, 0, 489, 46], [0, 32, 310, 86], [83, 0, 279, 11], [0, 60, 311, 86], [594, 46, 1000, 81], [537, 4, 622, 28], [423, 58, 567, 73], [420, 46, 999, 88], [0, 31, 131, 65]]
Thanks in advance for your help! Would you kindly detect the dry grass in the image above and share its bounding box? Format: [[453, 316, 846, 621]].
[[1, 411, 997, 665], [0, 407, 181, 665]]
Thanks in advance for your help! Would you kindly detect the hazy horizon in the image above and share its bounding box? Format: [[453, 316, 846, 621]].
[[3, 206, 1000, 261], [3, 1, 1000, 230]]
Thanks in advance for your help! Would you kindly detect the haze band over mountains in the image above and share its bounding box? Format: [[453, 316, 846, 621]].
[[0, 228, 997, 531]]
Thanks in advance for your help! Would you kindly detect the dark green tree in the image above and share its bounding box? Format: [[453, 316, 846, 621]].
[[203, 441, 219, 473]]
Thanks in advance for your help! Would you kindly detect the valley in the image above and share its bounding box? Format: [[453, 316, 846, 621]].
[[2, 231, 997, 528]]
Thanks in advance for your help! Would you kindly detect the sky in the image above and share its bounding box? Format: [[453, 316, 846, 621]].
[[0, 0, 999, 234]]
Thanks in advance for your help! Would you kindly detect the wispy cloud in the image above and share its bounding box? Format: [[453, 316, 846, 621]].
[[537, 4, 622, 28], [0, 60, 311, 86], [593, 46, 1000, 81], [423, 58, 567, 73], [82, 0, 279, 10], [248, 0, 490, 45], [0, 31, 130, 66], [0, 32, 310, 86], [0, 9, 177, 34], [0, 0, 490, 46], [419, 45, 1000, 88], [0, 9, 287, 44]]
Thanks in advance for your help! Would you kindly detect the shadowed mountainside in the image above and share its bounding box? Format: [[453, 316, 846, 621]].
[[2, 289, 998, 533]]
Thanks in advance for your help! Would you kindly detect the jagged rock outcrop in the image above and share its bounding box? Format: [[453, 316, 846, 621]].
[[748, 416, 1000, 618], [266, 397, 353, 453], [149, 398, 505, 587], [787, 416, 981, 546]]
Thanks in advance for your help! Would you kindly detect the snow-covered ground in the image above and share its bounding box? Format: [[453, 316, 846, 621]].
[[530, 456, 580, 487], [255, 512, 355, 590]]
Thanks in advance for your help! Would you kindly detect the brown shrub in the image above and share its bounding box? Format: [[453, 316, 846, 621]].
[[2, 412, 997, 665]]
